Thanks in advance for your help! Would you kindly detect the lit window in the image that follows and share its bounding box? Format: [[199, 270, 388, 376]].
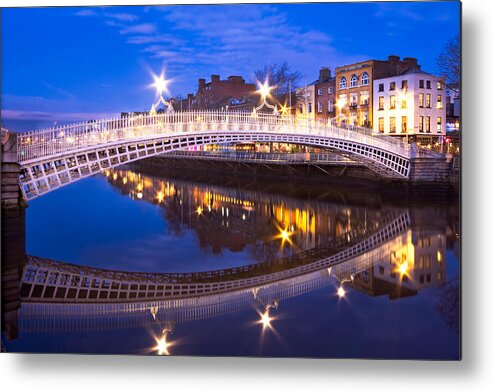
[[419, 116, 424, 132], [401, 98, 407, 109], [360, 91, 369, 105], [350, 74, 358, 88], [402, 116, 407, 133], [350, 93, 358, 107], [378, 117, 384, 132], [437, 117, 442, 133], [390, 117, 396, 133], [437, 94, 443, 109], [419, 93, 424, 108], [437, 81, 443, 90], [426, 116, 431, 132], [378, 96, 384, 110], [339, 77, 347, 89], [426, 94, 431, 108], [390, 95, 396, 109], [361, 72, 369, 86]]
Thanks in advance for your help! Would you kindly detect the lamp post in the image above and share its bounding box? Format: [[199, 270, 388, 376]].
[[150, 72, 174, 115], [253, 79, 279, 115], [327, 267, 355, 299], [155, 321, 175, 355]]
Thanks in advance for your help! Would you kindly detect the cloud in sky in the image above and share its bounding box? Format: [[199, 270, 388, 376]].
[[123, 5, 363, 90], [75, 9, 97, 17], [120, 23, 158, 35], [105, 13, 139, 22], [3, 3, 459, 119]]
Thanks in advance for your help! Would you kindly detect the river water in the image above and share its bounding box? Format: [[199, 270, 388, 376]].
[[4, 163, 460, 358]]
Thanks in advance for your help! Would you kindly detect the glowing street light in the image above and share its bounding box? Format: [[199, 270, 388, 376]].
[[154, 323, 175, 356], [337, 286, 346, 298], [258, 299, 279, 330], [260, 310, 273, 329], [152, 73, 169, 96], [279, 103, 291, 117], [253, 79, 278, 114], [336, 274, 355, 299], [149, 71, 174, 115]]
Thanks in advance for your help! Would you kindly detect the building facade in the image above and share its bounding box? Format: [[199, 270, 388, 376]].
[[172, 74, 256, 111], [195, 75, 256, 110], [314, 67, 336, 123], [335, 56, 420, 128], [372, 69, 446, 139], [295, 83, 316, 123]]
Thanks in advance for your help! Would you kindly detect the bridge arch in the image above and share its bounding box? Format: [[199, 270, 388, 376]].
[[16, 111, 412, 200]]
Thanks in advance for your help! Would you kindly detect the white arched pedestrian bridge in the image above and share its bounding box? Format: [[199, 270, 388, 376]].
[[16, 111, 414, 201]]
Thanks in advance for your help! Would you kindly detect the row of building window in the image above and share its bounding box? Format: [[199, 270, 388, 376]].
[[317, 87, 334, 95], [339, 72, 369, 89], [317, 101, 335, 113], [378, 80, 408, 92], [378, 116, 442, 133], [418, 93, 443, 109], [377, 94, 443, 110]]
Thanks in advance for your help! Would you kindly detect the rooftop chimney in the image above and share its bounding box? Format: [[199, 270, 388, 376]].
[[198, 78, 205, 91], [319, 67, 332, 83], [211, 75, 220, 84], [403, 57, 420, 70]]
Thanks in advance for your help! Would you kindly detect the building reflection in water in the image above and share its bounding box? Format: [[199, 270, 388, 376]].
[[2, 167, 457, 356], [105, 168, 386, 262]]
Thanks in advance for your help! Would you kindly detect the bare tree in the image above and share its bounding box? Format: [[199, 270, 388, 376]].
[[437, 35, 460, 91], [254, 62, 302, 97]]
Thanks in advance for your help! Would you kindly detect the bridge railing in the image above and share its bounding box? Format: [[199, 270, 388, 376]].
[[16, 110, 411, 163], [160, 150, 359, 165]]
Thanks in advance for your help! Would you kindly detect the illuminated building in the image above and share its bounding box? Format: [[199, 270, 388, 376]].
[[373, 68, 446, 141], [335, 55, 421, 128]]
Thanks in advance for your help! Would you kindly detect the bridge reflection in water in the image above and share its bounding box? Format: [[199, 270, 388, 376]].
[[14, 168, 450, 355]]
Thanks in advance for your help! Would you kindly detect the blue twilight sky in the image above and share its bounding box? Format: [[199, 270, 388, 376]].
[[1, 1, 460, 128]]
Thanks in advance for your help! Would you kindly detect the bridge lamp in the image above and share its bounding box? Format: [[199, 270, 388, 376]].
[[254, 79, 277, 113], [260, 309, 273, 329], [258, 300, 279, 330], [279, 103, 290, 117], [257, 80, 273, 100], [196, 206, 203, 215], [155, 332, 172, 356], [336, 274, 354, 299], [152, 73, 169, 96], [149, 71, 174, 114]]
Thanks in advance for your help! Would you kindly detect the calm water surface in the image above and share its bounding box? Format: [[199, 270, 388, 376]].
[[4, 164, 460, 358]]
